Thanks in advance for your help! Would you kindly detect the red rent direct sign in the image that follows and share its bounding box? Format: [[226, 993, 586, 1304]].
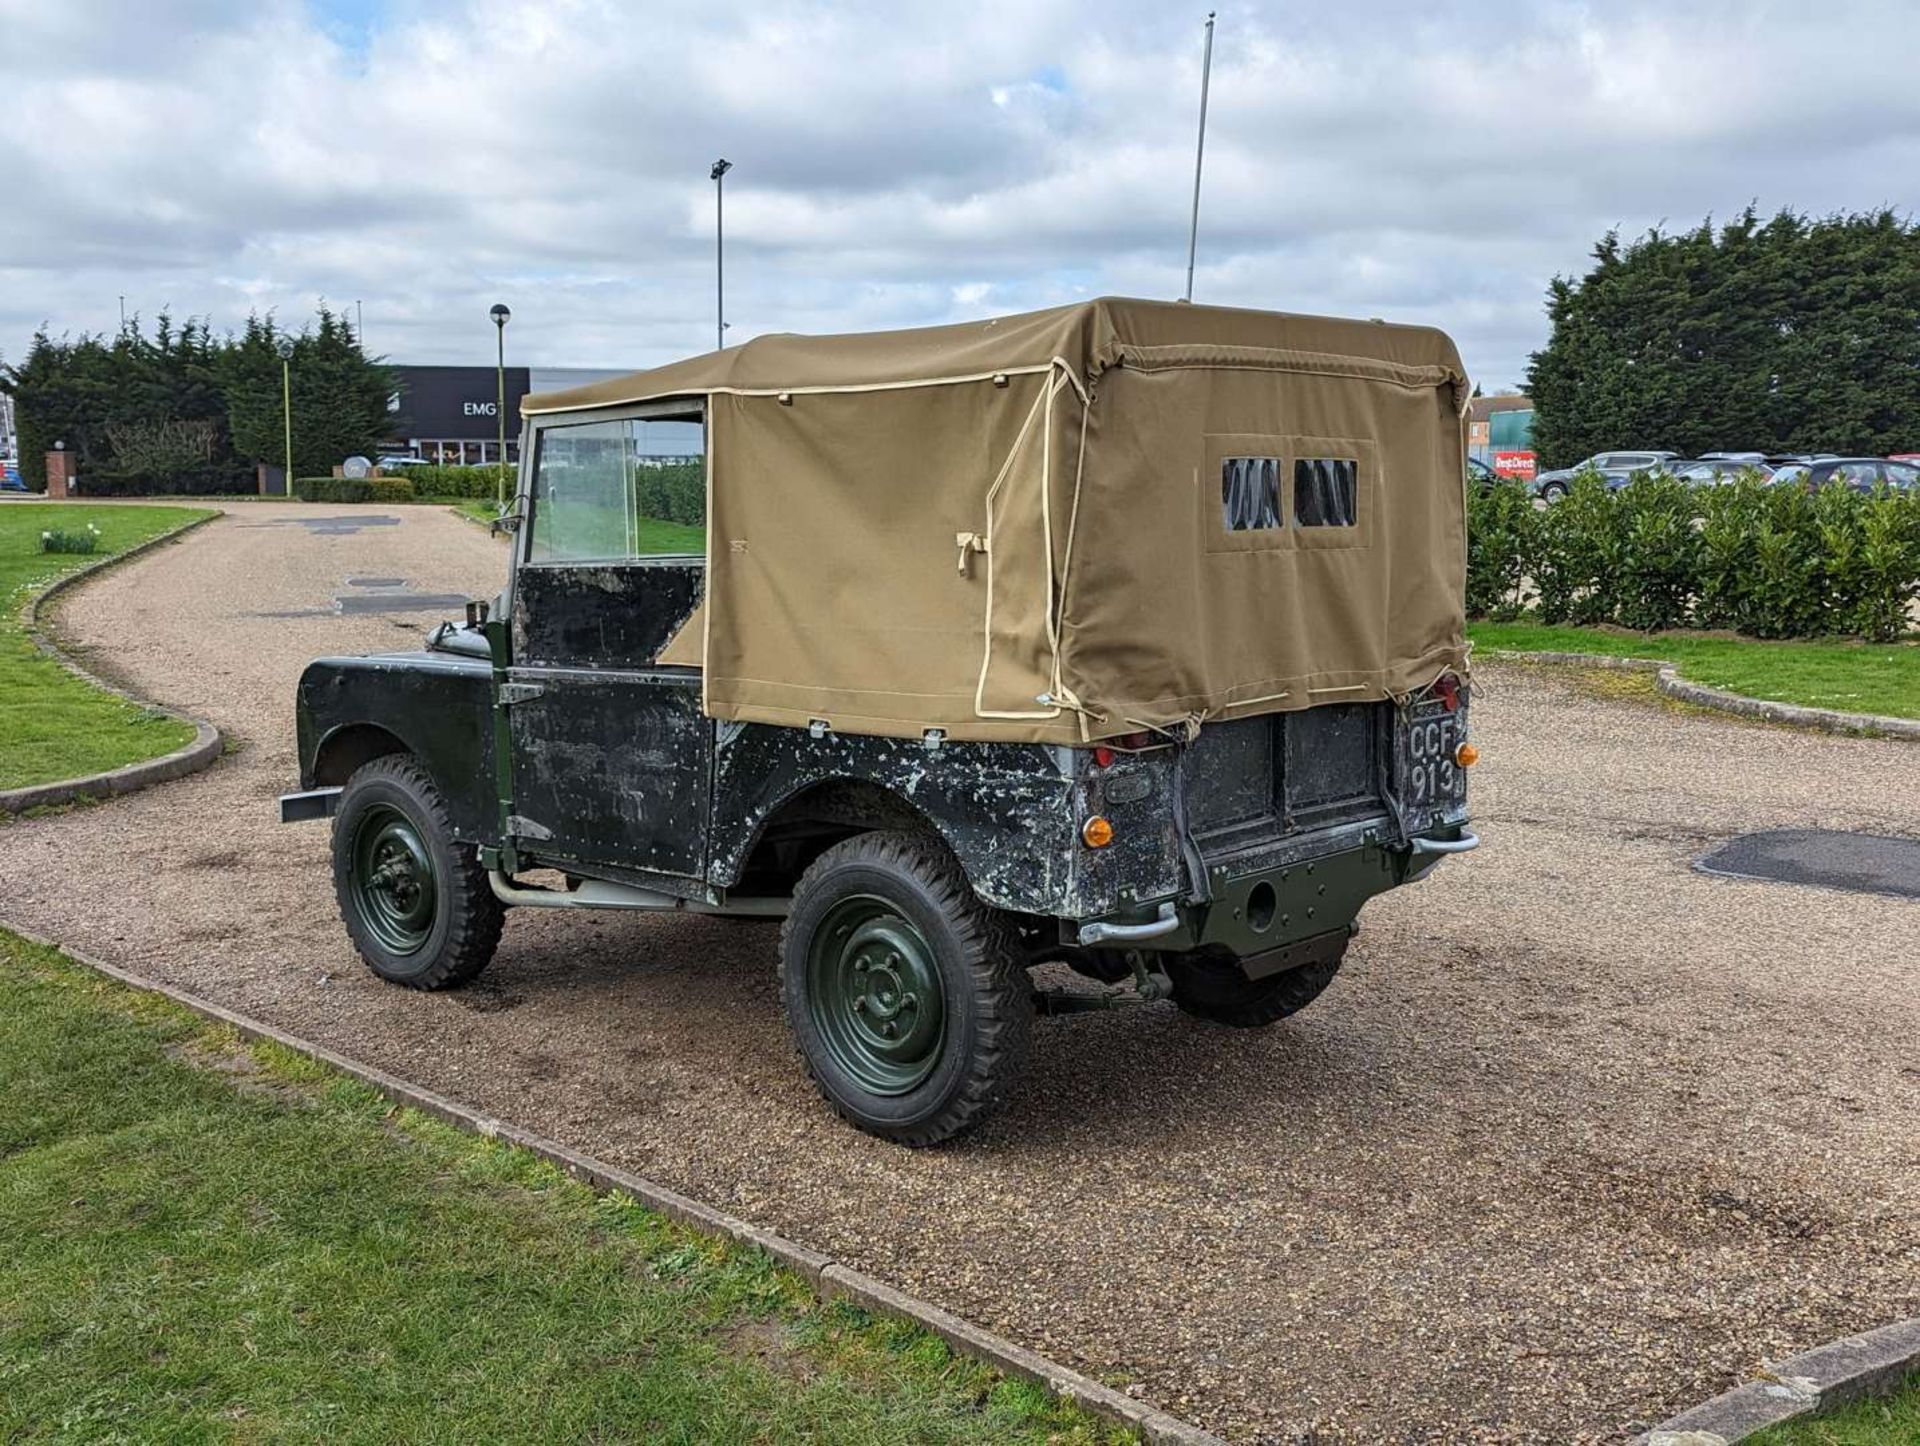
[[1494, 451, 1536, 480]]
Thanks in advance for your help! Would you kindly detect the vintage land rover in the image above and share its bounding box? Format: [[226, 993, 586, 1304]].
[[282, 298, 1478, 1144]]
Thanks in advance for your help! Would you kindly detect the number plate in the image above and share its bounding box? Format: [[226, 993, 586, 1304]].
[[1396, 699, 1467, 819]]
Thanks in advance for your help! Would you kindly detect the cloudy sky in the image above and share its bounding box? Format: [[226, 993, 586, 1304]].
[[3, 0, 1917, 390]]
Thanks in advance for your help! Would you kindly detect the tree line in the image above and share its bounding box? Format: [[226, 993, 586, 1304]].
[[1527, 208, 1920, 468], [0, 307, 392, 493]]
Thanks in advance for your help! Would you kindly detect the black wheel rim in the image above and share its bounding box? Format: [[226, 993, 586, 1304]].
[[349, 803, 438, 956], [804, 895, 945, 1096]]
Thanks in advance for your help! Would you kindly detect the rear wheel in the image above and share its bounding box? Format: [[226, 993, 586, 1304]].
[[780, 831, 1031, 1145], [1539, 480, 1568, 503], [1165, 945, 1345, 1028], [332, 755, 503, 989]]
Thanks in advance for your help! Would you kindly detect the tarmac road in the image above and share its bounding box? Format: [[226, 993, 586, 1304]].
[[6, 502, 1918, 1444]]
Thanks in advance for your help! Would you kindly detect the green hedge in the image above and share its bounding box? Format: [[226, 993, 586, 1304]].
[[75, 460, 256, 497], [289, 460, 703, 524], [294, 476, 415, 503], [1468, 471, 1920, 642], [633, 462, 704, 526], [388, 463, 511, 499]]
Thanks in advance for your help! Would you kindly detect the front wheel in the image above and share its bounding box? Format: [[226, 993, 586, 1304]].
[[1165, 945, 1345, 1028], [1539, 481, 1567, 503], [780, 831, 1031, 1145], [331, 755, 503, 989]]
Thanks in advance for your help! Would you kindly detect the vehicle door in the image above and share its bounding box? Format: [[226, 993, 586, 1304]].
[[1833, 461, 1881, 494], [505, 406, 711, 880]]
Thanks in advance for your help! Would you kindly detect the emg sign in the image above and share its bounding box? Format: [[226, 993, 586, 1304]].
[[386, 365, 530, 441]]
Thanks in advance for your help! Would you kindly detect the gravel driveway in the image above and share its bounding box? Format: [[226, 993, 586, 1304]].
[[7, 502, 1918, 1444]]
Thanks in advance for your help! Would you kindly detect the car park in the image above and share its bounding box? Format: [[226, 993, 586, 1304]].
[[279, 297, 1479, 1145], [1669, 458, 1773, 485], [1532, 449, 1678, 501], [1768, 457, 1920, 492]]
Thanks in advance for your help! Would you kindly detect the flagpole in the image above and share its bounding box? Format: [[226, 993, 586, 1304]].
[[1184, 12, 1217, 302]]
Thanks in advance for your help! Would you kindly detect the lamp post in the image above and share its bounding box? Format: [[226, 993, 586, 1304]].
[[489, 303, 511, 509], [710, 158, 732, 351], [275, 335, 295, 496]]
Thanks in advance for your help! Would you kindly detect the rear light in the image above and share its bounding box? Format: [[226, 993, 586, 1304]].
[[1456, 742, 1479, 768], [1087, 731, 1158, 768], [1433, 673, 1460, 712], [1081, 816, 1114, 848]]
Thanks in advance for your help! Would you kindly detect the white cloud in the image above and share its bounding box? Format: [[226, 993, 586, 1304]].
[[1, 0, 1917, 389]]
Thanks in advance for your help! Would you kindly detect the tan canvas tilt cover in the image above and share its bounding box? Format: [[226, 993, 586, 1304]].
[[522, 297, 1471, 745]]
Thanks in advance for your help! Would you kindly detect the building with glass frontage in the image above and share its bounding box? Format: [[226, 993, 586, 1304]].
[[382, 366, 703, 466]]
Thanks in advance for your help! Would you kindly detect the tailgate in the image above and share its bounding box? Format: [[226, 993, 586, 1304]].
[[1182, 689, 1470, 868]]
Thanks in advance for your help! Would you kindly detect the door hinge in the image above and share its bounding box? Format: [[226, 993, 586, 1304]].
[[499, 681, 545, 706]]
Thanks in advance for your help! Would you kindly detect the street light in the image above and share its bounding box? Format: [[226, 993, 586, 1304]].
[[489, 303, 511, 509], [710, 158, 732, 352], [275, 335, 295, 497]]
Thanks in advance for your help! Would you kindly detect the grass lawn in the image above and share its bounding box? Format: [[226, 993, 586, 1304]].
[[1750, 1375, 1920, 1444], [0, 504, 214, 792], [632, 516, 707, 554], [448, 498, 501, 526], [1468, 619, 1920, 721], [0, 931, 1125, 1444]]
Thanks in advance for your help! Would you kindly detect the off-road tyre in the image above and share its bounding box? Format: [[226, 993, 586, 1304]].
[[1165, 945, 1346, 1028], [332, 754, 504, 990], [779, 830, 1032, 1146]]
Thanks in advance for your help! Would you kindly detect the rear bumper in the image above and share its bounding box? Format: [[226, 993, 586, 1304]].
[[1073, 823, 1472, 958], [279, 787, 342, 823]]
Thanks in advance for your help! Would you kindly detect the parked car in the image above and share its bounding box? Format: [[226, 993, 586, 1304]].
[[278, 297, 1479, 1145], [1769, 457, 1920, 493], [376, 454, 434, 470], [1669, 458, 1773, 486], [1888, 452, 1920, 465], [1533, 450, 1678, 501], [1698, 451, 1768, 464], [1466, 455, 1498, 487], [0, 461, 24, 492]]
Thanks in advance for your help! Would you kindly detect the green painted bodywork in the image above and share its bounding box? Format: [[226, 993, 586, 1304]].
[[346, 803, 439, 955], [804, 896, 947, 1096]]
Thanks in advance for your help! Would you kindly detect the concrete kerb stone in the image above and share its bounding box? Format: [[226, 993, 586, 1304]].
[[3, 922, 1226, 1446], [1, 511, 227, 814], [817, 1264, 1226, 1446], [1633, 1317, 1920, 1444], [1482, 648, 1920, 740]]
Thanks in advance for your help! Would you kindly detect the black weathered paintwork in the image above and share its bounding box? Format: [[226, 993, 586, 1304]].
[[512, 560, 701, 669], [297, 652, 496, 841], [707, 728, 1085, 915], [503, 561, 711, 874], [508, 670, 709, 875]]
